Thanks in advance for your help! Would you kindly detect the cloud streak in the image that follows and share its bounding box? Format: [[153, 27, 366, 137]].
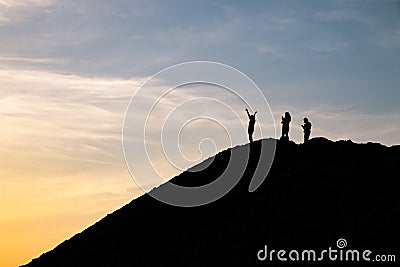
[[0, 66, 143, 215]]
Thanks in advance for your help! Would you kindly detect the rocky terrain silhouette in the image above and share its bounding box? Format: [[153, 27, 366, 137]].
[[23, 138, 400, 266]]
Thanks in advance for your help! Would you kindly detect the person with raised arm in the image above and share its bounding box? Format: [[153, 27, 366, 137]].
[[246, 108, 257, 143]]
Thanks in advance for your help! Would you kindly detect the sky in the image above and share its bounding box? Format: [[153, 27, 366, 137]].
[[1, 0, 400, 266]]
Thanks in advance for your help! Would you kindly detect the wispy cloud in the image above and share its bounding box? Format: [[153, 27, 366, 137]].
[[307, 40, 349, 53], [313, 9, 372, 25], [0, 0, 53, 25], [0, 56, 60, 63], [312, 6, 400, 51], [0, 67, 144, 205], [0, 68, 140, 159], [373, 23, 400, 48], [256, 44, 286, 58], [0, 13, 8, 23], [0, 0, 52, 8]]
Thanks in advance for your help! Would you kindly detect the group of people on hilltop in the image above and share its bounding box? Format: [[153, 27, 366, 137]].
[[246, 109, 312, 143]]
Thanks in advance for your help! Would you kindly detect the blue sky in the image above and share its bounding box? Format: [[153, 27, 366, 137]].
[[1, 1, 400, 265], [1, 0, 400, 116]]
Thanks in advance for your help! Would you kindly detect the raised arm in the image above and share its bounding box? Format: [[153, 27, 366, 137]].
[[245, 108, 251, 118]]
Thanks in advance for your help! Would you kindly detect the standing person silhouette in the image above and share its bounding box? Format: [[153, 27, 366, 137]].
[[301, 117, 312, 143], [281, 112, 291, 140], [246, 108, 257, 143]]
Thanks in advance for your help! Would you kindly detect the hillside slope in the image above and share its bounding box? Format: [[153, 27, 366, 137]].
[[24, 138, 400, 266]]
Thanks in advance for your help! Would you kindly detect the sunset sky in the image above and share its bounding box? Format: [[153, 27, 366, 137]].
[[1, 1, 400, 266]]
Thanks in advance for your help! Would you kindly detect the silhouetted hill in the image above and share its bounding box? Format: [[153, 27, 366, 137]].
[[23, 138, 400, 266]]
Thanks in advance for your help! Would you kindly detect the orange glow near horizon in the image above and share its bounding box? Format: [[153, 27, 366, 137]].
[[0, 159, 140, 267]]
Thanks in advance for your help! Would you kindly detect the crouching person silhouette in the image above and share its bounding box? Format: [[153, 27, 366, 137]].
[[281, 112, 291, 141], [301, 117, 312, 143], [246, 108, 257, 143]]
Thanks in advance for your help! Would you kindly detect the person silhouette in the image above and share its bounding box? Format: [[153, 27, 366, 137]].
[[246, 108, 257, 143], [301, 117, 312, 143], [281, 112, 291, 140]]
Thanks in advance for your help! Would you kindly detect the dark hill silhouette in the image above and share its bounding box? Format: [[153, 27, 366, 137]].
[[23, 138, 400, 266]]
